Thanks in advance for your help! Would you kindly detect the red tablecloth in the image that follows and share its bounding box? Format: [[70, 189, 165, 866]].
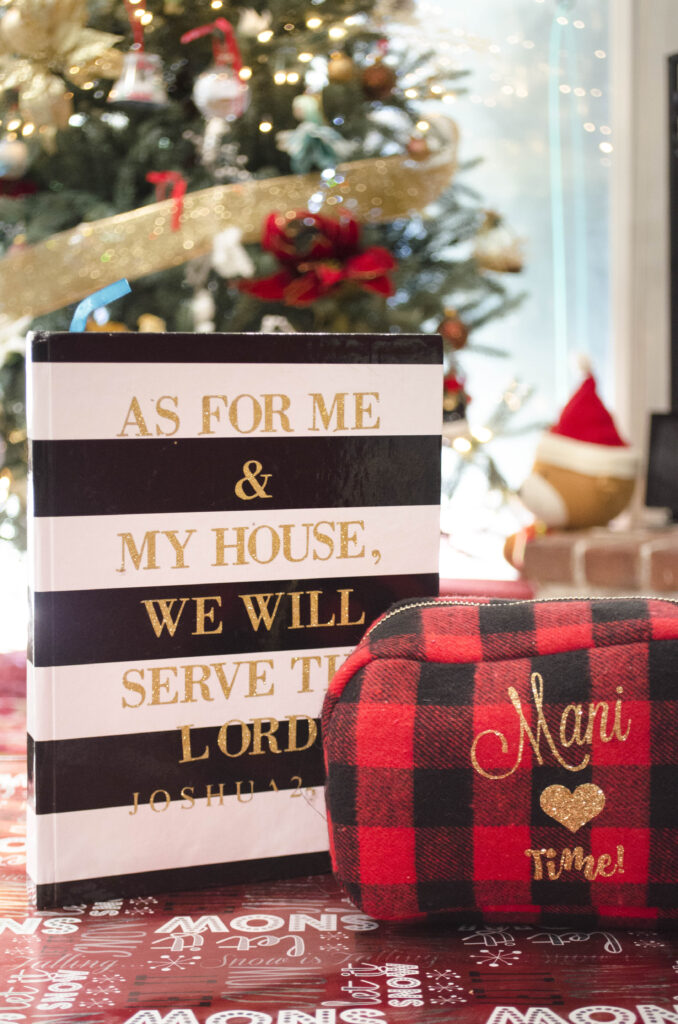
[[0, 653, 676, 1023]]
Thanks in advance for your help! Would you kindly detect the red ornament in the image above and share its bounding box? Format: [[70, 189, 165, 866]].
[[443, 371, 469, 422], [361, 60, 396, 100], [239, 211, 397, 307], [406, 136, 430, 161], [438, 313, 469, 350]]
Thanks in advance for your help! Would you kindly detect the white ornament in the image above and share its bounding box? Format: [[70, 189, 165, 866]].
[[108, 51, 168, 107], [260, 315, 296, 333], [193, 63, 249, 121], [212, 227, 254, 279], [191, 289, 216, 332], [237, 8, 272, 37], [0, 315, 31, 362], [0, 138, 30, 180]]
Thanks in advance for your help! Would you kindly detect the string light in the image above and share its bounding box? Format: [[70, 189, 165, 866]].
[[600, 125, 612, 135], [211, 0, 223, 8], [328, 26, 347, 40], [239, 66, 252, 80], [453, 437, 472, 454], [416, 120, 430, 131], [583, 122, 595, 132], [273, 71, 286, 84], [286, 71, 300, 83], [306, 17, 322, 28], [574, 87, 586, 97], [259, 120, 273, 132], [298, 52, 313, 62], [594, 50, 606, 59], [140, 11, 153, 25], [599, 141, 613, 153], [6, 118, 21, 132], [404, 88, 418, 98], [257, 29, 273, 42], [559, 84, 571, 94], [21, 122, 35, 136]]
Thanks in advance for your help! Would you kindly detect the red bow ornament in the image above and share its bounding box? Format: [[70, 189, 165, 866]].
[[239, 211, 397, 306]]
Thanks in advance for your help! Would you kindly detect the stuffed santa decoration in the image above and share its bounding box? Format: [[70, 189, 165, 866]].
[[519, 372, 639, 529]]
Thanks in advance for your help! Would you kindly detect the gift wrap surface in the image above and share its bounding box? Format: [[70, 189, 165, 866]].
[[322, 596, 678, 926]]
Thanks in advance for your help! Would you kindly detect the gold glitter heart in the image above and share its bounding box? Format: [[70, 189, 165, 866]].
[[539, 784, 606, 833]]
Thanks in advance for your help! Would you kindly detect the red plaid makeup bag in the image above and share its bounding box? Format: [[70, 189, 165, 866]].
[[322, 596, 678, 926]]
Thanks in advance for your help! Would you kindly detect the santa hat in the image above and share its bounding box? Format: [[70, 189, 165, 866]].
[[536, 375, 638, 479]]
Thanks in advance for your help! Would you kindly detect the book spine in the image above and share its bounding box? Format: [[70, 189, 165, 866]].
[[25, 332, 57, 908]]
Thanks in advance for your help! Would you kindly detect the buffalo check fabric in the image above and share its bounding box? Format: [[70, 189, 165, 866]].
[[322, 596, 678, 925]]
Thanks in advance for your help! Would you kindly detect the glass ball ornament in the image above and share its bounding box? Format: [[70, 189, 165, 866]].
[[0, 137, 30, 180], [328, 51, 355, 84], [192, 62, 249, 121], [438, 313, 469, 350], [108, 51, 168, 108], [474, 211, 524, 274], [361, 59, 396, 101]]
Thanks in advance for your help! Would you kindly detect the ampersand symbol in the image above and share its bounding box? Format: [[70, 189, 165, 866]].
[[235, 460, 273, 500]]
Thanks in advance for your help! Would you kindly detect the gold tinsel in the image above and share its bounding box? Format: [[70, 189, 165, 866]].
[[0, 140, 458, 321]]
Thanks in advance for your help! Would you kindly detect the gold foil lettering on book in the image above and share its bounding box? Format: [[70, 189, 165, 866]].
[[234, 460, 273, 500], [192, 595, 223, 635], [470, 674, 631, 780], [290, 651, 348, 693], [118, 529, 195, 572], [141, 597, 189, 637], [199, 394, 292, 435], [178, 724, 209, 763], [129, 775, 316, 812], [121, 659, 277, 707], [116, 395, 180, 437], [211, 520, 366, 566], [308, 391, 381, 432], [178, 715, 318, 763], [238, 587, 365, 631]]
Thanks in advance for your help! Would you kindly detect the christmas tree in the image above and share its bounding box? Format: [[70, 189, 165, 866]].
[[0, 0, 523, 548]]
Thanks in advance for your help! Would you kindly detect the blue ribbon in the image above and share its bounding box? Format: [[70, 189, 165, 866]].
[[69, 278, 132, 332]]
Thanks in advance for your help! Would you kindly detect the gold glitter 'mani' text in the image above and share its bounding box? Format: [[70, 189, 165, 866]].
[[470, 672, 631, 780]]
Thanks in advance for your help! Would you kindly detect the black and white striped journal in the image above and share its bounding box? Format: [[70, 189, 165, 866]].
[[26, 332, 442, 908]]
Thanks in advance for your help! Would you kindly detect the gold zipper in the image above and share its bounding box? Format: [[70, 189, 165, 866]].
[[364, 593, 678, 642]]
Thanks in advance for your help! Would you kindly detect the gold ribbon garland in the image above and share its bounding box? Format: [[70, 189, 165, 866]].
[[0, 136, 457, 321]]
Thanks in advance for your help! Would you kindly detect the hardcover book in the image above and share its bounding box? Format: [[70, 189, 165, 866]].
[[26, 332, 442, 908]]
